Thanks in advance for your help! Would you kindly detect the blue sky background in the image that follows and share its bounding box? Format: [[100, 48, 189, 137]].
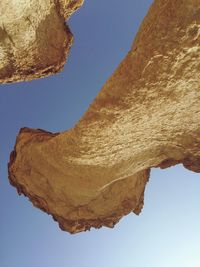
[[0, 1, 200, 266]]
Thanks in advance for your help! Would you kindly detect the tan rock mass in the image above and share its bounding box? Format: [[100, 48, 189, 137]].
[[0, 0, 83, 84], [9, 0, 200, 234]]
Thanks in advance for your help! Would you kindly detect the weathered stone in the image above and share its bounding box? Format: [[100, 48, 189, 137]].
[[8, 0, 200, 233], [0, 0, 83, 84]]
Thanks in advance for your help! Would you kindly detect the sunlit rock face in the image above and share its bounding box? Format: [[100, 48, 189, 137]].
[[0, 0, 83, 83], [9, 0, 200, 234]]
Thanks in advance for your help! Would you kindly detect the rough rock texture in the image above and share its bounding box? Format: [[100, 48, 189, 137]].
[[0, 0, 83, 84], [9, 0, 200, 234]]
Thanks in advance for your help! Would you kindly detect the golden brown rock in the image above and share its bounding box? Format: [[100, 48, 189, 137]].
[[0, 0, 83, 84], [9, 0, 200, 234]]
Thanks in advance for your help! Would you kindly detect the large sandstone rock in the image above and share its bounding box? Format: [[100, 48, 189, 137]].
[[9, 0, 200, 233], [0, 0, 83, 83]]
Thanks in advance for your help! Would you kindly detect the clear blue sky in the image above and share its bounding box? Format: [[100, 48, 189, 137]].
[[0, 1, 200, 266]]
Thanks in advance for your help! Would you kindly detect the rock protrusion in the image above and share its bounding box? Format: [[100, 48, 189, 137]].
[[0, 0, 83, 83]]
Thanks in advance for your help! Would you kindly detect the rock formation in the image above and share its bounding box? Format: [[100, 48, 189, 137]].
[[0, 0, 83, 83], [8, 0, 200, 234]]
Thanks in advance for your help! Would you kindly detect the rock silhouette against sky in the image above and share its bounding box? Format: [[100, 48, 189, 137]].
[[9, 0, 200, 233], [0, 0, 83, 83]]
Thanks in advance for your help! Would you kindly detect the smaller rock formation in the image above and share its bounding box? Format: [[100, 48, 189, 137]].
[[8, 0, 200, 234], [0, 0, 83, 84]]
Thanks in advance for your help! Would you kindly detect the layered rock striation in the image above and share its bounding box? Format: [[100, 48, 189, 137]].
[[0, 0, 83, 83], [9, 0, 200, 233]]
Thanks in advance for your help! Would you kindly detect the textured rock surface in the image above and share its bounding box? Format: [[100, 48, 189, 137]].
[[0, 0, 83, 83], [9, 0, 200, 234]]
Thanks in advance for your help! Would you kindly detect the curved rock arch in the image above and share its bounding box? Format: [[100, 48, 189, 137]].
[[9, 0, 200, 233]]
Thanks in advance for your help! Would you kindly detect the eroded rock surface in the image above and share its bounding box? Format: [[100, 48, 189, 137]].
[[9, 0, 200, 233], [0, 0, 83, 83]]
